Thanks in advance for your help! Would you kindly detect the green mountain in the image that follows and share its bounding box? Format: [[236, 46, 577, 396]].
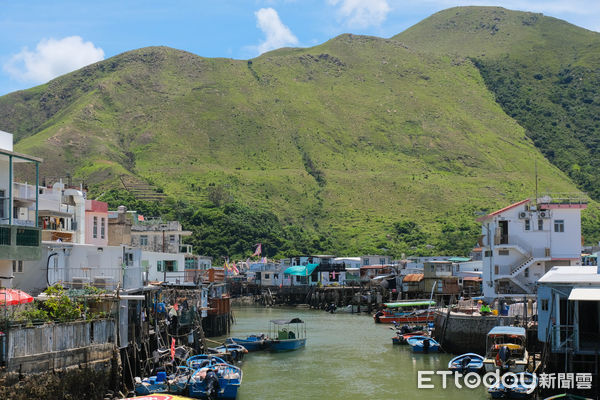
[[0, 7, 595, 257], [396, 6, 600, 198]]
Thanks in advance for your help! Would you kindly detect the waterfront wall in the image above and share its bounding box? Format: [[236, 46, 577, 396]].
[[434, 311, 515, 354], [5, 319, 117, 373]]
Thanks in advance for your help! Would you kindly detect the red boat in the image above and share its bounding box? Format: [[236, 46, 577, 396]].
[[374, 301, 436, 324]]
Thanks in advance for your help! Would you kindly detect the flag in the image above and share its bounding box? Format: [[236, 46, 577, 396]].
[[138, 214, 144, 221], [252, 243, 262, 256], [260, 256, 267, 263], [232, 261, 239, 275], [170, 338, 176, 361]]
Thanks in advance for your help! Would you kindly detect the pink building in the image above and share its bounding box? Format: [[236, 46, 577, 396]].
[[85, 200, 108, 246]]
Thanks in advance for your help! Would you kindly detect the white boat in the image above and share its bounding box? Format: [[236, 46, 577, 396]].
[[482, 326, 528, 373]]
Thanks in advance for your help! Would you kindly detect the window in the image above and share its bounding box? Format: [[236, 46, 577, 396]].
[[100, 217, 105, 239], [363, 258, 369, 266], [274, 273, 279, 279], [494, 265, 499, 275], [93, 216, 98, 238], [538, 219, 543, 231], [264, 273, 270, 279], [169, 235, 176, 243], [140, 235, 148, 246], [524, 268, 529, 278], [164, 260, 177, 272], [12, 260, 23, 273], [498, 249, 510, 256], [541, 299, 548, 311], [554, 219, 565, 233], [525, 219, 530, 231], [157, 260, 163, 272], [379, 258, 386, 265], [484, 250, 492, 257]]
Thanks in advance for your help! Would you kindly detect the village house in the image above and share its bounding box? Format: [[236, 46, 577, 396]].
[[477, 196, 586, 299]]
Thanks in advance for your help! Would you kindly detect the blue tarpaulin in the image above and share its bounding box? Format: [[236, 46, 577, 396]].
[[284, 263, 319, 276]]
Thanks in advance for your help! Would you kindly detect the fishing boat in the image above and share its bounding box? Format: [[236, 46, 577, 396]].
[[225, 334, 272, 351], [447, 353, 484, 373], [392, 330, 430, 345], [269, 318, 307, 352], [406, 336, 440, 353], [207, 344, 248, 363], [483, 326, 528, 373], [374, 301, 436, 324], [488, 372, 536, 399], [186, 355, 242, 399], [134, 366, 193, 396]]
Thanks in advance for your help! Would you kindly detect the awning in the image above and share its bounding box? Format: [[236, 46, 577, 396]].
[[284, 263, 318, 276], [448, 257, 471, 262], [568, 287, 600, 301]]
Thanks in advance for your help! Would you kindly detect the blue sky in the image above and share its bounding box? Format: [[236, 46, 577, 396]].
[[1, 0, 599, 96]]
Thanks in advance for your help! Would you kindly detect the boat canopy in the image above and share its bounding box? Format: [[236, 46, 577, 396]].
[[383, 300, 436, 308], [487, 326, 526, 337], [270, 318, 304, 325], [284, 263, 318, 276]]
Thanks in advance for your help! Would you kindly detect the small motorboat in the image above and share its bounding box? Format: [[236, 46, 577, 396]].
[[207, 344, 248, 363], [488, 372, 536, 399], [269, 318, 307, 352], [186, 355, 243, 399], [226, 334, 272, 351], [447, 353, 484, 373], [134, 366, 193, 396], [392, 331, 429, 345], [407, 336, 440, 353]]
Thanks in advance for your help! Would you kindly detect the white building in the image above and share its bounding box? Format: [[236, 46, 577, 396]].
[[478, 197, 587, 299]]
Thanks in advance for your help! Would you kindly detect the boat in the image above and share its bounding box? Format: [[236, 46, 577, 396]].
[[225, 334, 272, 351], [392, 330, 430, 345], [207, 344, 248, 363], [447, 353, 484, 373], [374, 301, 436, 324], [125, 395, 195, 400], [406, 336, 440, 353], [482, 326, 528, 373], [488, 372, 536, 399], [336, 304, 360, 313], [544, 394, 594, 400], [134, 366, 193, 396], [186, 355, 242, 399], [269, 318, 307, 352]]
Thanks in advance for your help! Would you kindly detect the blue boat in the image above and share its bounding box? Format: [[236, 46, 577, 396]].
[[225, 334, 272, 351], [208, 344, 248, 363], [488, 372, 536, 399], [134, 366, 193, 396], [447, 353, 484, 373], [407, 336, 440, 353], [269, 318, 307, 352], [186, 355, 243, 399]]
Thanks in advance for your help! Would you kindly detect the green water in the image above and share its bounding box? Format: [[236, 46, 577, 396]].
[[217, 306, 489, 400]]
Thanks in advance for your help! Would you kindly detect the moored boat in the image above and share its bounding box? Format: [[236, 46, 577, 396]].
[[269, 318, 307, 352], [482, 326, 528, 373], [374, 301, 436, 324], [392, 330, 430, 345], [186, 355, 242, 399], [134, 366, 194, 396], [407, 336, 440, 353], [207, 344, 248, 363], [447, 353, 484, 373], [225, 334, 272, 351], [488, 372, 536, 399]]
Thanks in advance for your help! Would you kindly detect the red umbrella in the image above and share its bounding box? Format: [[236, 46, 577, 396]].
[[0, 288, 34, 306]]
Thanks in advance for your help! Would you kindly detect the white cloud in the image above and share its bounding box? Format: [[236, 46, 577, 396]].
[[4, 36, 104, 83], [329, 0, 391, 29], [255, 8, 299, 54]]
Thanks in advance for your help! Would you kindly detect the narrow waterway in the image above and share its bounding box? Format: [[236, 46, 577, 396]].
[[216, 306, 488, 400]]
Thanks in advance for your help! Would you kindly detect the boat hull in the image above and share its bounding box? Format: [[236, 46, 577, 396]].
[[376, 313, 435, 324], [448, 353, 484, 373], [226, 337, 271, 351], [270, 338, 306, 352]]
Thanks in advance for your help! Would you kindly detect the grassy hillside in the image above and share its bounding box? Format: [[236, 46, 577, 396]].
[[397, 6, 600, 199], [0, 21, 588, 257]]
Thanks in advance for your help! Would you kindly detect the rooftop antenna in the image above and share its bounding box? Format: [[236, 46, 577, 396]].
[[535, 158, 538, 206]]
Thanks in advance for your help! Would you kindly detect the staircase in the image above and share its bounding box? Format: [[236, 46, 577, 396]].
[[510, 256, 535, 277], [120, 175, 167, 202]]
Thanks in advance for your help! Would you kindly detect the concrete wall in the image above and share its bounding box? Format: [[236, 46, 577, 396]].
[[0, 130, 13, 151]]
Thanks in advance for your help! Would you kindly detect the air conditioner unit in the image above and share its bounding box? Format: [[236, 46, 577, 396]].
[[70, 277, 90, 289], [539, 211, 550, 219], [518, 211, 528, 219]]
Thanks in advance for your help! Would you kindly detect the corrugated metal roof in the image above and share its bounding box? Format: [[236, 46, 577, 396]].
[[403, 273, 424, 282], [568, 287, 600, 301]]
